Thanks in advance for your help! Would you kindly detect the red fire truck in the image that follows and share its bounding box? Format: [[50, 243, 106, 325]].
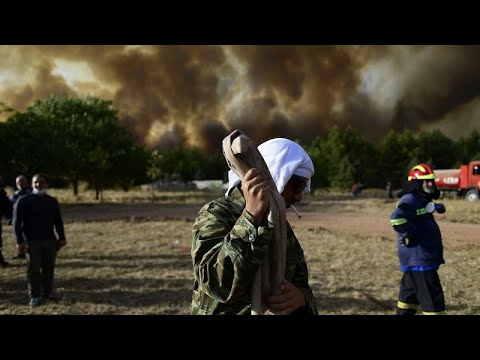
[[434, 161, 480, 201]]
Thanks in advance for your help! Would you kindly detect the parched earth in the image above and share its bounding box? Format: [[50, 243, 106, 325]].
[[62, 202, 477, 250], [287, 210, 478, 250]]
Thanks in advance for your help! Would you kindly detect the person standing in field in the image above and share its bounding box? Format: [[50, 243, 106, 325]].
[[386, 181, 393, 199], [10, 174, 32, 260], [390, 163, 446, 315], [13, 173, 67, 308], [11, 175, 32, 204], [0, 176, 13, 267], [191, 138, 317, 315]]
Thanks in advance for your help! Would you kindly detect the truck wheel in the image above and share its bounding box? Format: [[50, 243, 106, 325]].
[[465, 189, 479, 202]]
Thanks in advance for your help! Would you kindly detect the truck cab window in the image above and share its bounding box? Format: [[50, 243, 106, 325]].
[[473, 165, 480, 175]]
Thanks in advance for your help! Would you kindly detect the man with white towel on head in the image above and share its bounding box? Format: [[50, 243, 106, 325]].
[[191, 137, 318, 315]]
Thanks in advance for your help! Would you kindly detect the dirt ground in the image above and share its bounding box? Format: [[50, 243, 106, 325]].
[[287, 210, 479, 251], [4, 199, 477, 315], [61, 202, 478, 249]]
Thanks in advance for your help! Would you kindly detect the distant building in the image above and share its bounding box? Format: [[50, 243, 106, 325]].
[[192, 180, 225, 190], [141, 179, 227, 191]]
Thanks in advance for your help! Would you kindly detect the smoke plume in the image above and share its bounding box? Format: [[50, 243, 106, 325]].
[[1, 45, 480, 152]]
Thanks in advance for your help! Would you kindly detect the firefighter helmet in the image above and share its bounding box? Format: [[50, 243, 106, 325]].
[[408, 163, 436, 182]]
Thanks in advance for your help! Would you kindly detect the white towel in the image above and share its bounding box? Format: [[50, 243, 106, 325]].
[[226, 138, 315, 195]]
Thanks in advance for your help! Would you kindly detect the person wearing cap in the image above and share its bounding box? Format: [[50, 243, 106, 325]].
[[390, 163, 447, 315], [0, 176, 13, 267], [191, 138, 317, 315]]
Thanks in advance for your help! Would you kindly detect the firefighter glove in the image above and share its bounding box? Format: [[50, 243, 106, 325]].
[[399, 233, 413, 247], [435, 203, 446, 214]]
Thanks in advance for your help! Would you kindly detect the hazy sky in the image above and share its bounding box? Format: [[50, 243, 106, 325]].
[[1, 45, 480, 153]]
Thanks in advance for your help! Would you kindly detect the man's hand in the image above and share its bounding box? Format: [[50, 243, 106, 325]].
[[426, 202, 446, 214], [435, 203, 446, 214], [57, 239, 67, 251], [17, 243, 27, 255], [399, 233, 414, 247], [242, 168, 274, 226], [265, 279, 307, 315]]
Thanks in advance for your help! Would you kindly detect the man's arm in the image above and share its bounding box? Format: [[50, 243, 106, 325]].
[[193, 168, 275, 304], [390, 198, 418, 241], [12, 198, 26, 255], [258, 222, 317, 316], [192, 203, 274, 304], [0, 192, 12, 221], [280, 238, 317, 315], [52, 198, 66, 248]]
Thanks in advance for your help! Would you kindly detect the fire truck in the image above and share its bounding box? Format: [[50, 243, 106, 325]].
[[434, 161, 480, 201]]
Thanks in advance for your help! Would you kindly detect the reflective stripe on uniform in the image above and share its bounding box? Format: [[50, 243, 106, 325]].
[[416, 208, 427, 215], [422, 310, 446, 315], [391, 218, 407, 226], [397, 301, 419, 310]]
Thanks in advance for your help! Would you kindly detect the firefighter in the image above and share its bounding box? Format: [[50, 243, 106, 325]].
[[390, 163, 447, 315]]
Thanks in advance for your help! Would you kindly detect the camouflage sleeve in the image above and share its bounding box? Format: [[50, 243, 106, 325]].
[[192, 202, 274, 304], [290, 238, 318, 315]]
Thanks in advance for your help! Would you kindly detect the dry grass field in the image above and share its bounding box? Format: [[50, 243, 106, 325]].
[[1, 187, 480, 315]]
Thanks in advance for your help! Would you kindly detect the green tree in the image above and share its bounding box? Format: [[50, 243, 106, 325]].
[[302, 136, 330, 189], [4, 110, 60, 177], [0, 100, 14, 116], [457, 130, 480, 165], [416, 129, 457, 169], [377, 130, 419, 189], [22, 95, 148, 199], [322, 125, 378, 189], [148, 146, 206, 185], [0, 122, 15, 182]]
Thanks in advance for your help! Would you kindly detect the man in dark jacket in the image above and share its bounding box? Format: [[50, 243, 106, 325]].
[[390, 163, 446, 315], [11, 175, 32, 204], [13, 173, 67, 307], [10, 175, 32, 260], [0, 176, 13, 267]]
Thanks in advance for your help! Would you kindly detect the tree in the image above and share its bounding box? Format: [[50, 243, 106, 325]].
[[148, 146, 207, 185], [416, 129, 457, 169], [0, 100, 14, 117], [322, 125, 378, 190], [457, 130, 480, 165], [17, 95, 148, 199], [302, 136, 330, 189], [378, 130, 419, 189], [3, 110, 60, 177]]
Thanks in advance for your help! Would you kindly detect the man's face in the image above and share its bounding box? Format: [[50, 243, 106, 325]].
[[32, 176, 47, 191], [422, 179, 435, 194], [16, 176, 27, 190], [281, 174, 308, 208]]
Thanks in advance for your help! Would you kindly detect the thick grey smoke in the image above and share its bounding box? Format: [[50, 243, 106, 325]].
[[1, 45, 480, 152]]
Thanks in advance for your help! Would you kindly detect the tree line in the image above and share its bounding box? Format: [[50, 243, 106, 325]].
[[0, 95, 228, 199], [1, 95, 480, 197], [302, 126, 480, 191]]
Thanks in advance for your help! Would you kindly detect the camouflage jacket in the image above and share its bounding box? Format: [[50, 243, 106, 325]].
[[191, 186, 317, 315]]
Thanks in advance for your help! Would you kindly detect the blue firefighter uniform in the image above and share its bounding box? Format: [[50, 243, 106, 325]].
[[390, 163, 446, 315], [391, 192, 444, 271]]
